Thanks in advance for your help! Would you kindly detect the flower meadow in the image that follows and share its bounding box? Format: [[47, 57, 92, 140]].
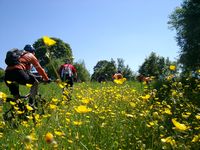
[[0, 72, 200, 149]]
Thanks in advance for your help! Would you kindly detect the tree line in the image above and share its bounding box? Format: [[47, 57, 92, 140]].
[[1, 0, 199, 82]]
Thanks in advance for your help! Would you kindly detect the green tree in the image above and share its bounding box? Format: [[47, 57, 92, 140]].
[[168, 0, 200, 71], [74, 60, 90, 82], [138, 52, 175, 79], [91, 60, 116, 82], [33, 37, 73, 78]]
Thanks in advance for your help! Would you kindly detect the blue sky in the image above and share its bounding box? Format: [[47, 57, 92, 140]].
[[0, 0, 182, 74]]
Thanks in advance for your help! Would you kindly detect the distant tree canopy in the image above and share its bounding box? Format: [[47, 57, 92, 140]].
[[138, 52, 175, 79], [91, 60, 116, 82], [74, 60, 90, 82], [168, 0, 200, 71]]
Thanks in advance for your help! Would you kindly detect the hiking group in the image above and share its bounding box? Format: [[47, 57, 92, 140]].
[[4, 44, 77, 107]]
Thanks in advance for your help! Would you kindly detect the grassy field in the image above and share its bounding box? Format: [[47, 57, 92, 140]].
[[0, 77, 200, 149]]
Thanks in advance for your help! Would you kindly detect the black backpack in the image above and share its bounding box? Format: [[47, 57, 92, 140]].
[[5, 48, 24, 66]]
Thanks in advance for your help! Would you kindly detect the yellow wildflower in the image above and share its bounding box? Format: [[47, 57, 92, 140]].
[[43, 36, 56, 46], [45, 132, 54, 143], [26, 104, 34, 111], [6, 80, 12, 84], [68, 139, 73, 143], [54, 130, 65, 137], [164, 108, 172, 115], [81, 98, 90, 104], [52, 98, 59, 103], [0, 92, 7, 102], [10, 101, 16, 105], [129, 102, 136, 108], [49, 104, 57, 110], [161, 136, 176, 146], [26, 84, 32, 88], [192, 135, 200, 142], [0, 132, 3, 138], [195, 114, 200, 120], [73, 121, 83, 125], [16, 110, 24, 114], [58, 83, 65, 89], [114, 78, 126, 84], [169, 65, 176, 71], [75, 105, 92, 113], [172, 118, 188, 131]]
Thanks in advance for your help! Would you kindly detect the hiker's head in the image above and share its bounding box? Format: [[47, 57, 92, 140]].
[[65, 59, 71, 64], [24, 44, 35, 53], [117, 70, 122, 74]]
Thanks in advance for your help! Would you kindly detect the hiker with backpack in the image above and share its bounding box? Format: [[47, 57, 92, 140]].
[[58, 59, 77, 88], [4, 44, 50, 105]]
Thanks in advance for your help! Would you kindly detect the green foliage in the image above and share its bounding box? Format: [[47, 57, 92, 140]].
[[1, 77, 200, 149], [138, 52, 176, 79], [45, 59, 63, 79], [0, 68, 4, 82], [168, 0, 200, 71], [74, 60, 90, 82], [91, 59, 116, 81]]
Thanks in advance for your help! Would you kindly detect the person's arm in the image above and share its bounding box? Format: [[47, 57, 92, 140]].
[[29, 54, 49, 81]]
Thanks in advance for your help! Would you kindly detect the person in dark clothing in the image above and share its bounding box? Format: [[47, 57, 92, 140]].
[[4, 44, 49, 104]]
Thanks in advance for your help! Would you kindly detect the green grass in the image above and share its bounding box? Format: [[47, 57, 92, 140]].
[[0, 79, 200, 149]]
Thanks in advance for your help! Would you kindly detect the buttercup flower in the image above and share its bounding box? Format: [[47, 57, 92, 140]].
[[75, 105, 92, 113], [43, 36, 56, 46], [114, 78, 126, 84], [169, 65, 176, 71], [172, 118, 188, 131]]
